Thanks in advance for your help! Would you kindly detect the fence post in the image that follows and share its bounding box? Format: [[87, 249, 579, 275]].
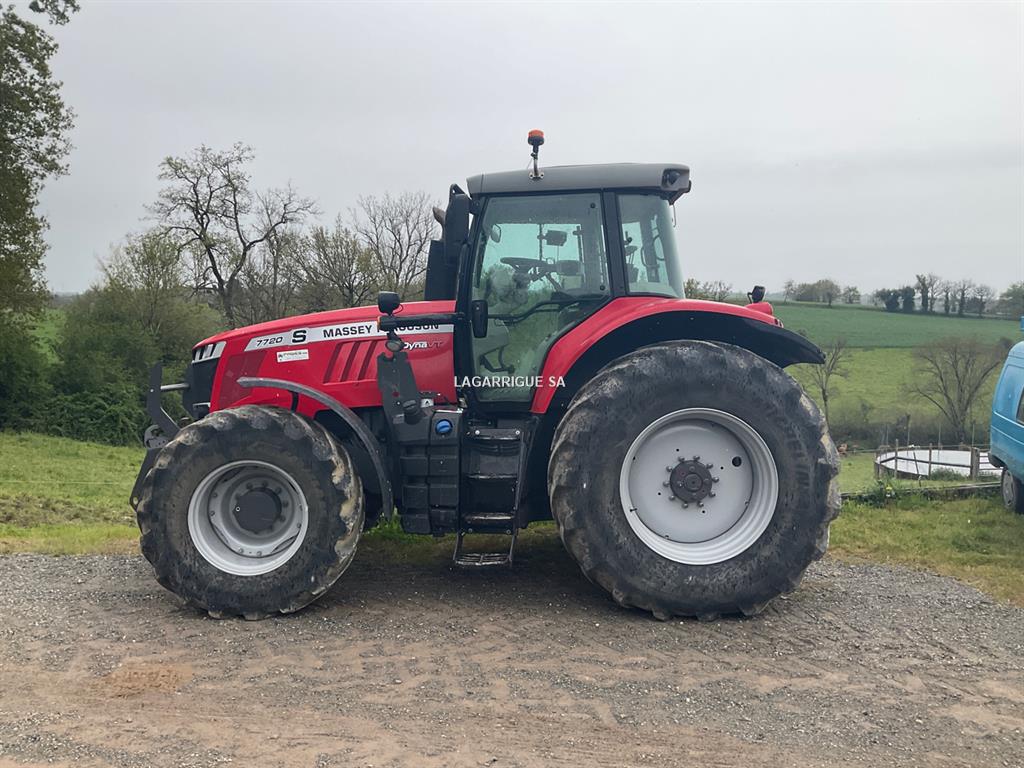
[[970, 447, 980, 480]]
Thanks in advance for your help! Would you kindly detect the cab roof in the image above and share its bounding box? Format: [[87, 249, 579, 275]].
[[466, 163, 692, 203]]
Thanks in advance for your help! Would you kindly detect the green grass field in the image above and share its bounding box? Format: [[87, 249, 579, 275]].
[[774, 302, 1019, 349], [788, 346, 1000, 445], [1, 432, 1021, 604]]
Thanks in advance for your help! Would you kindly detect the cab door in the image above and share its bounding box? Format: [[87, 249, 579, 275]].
[[459, 192, 612, 406]]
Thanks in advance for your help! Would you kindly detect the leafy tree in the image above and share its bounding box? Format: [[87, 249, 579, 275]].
[[298, 216, 379, 311], [899, 285, 915, 313], [938, 280, 953, 315], [0, 321, 50, 430], [45, 236, 222, 443], [997, 282, 1024, 317], [793, 279, 840, 306], [873, 288, 901, 312], [0, 1, 76, 316], [909, 337, 1008, 444], [841, 285, 860, 304], [915, 273, 940, 313], [152, 143, 316, 327]]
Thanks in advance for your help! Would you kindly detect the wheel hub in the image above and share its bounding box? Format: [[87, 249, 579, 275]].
[[234, 489, 282, 534], [619, 408, 779, 565], [667, 458, 716, 503], [187, 461, 309, 576]]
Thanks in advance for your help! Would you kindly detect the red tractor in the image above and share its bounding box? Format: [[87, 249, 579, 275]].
[[132, 134, 839, 620]]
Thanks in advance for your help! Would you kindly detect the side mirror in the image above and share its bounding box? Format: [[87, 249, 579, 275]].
[[378, 291, 401, 315], [747, 285, 766, 304], [470, 299, 489, 338], [444, 194, 471, 267]]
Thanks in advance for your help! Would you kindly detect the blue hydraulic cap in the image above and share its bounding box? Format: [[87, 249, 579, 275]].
[[435, 419, 453, 436]]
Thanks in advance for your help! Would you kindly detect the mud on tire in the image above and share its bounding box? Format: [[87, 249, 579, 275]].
[[136, 405, 364, 618], [548, 341, 840, 620]]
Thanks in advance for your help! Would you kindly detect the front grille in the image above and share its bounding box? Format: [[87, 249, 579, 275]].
[[192, 341, 226, 363]]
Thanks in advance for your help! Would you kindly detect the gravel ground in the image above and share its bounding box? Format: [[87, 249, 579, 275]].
[[0, 543, 1022, 768]]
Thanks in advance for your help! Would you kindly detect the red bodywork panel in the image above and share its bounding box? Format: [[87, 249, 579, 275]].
[[199, 296, 780, 418], [530, 297, 781, 413], [200, 301, 457, 419]]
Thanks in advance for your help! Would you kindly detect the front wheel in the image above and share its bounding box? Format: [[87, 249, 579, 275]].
[[136, 406, 364, 618], [1001, 468, 1024, 514], [548, 341, 840, 619]]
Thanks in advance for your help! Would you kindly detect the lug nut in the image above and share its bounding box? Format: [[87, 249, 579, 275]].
[[666, 466, 675, 472], [668, 496, 676, 501]]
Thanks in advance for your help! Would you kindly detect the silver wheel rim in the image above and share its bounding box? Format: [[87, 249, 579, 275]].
[[618, 408, 779, 565], [187, 460, 309, 576]]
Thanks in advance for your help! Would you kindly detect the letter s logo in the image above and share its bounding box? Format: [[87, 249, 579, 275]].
[[291, 329, 307, 343]]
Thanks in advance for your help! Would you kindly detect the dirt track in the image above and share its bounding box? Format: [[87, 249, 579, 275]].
[[0, 542, 1022, 768]]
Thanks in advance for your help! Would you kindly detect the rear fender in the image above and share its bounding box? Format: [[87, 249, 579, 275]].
[[532, 310, 824, 413]]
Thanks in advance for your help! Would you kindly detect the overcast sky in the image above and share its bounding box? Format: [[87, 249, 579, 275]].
[[35, 1, 1024, 296]]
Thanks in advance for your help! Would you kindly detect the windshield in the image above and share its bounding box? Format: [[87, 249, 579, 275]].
[[618, 194, 683, 298]]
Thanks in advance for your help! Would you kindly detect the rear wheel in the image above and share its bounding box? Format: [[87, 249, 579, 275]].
[[136, 405, 364, 618], [548, 341, 840, 619], [1001, 468, 1024, 514]]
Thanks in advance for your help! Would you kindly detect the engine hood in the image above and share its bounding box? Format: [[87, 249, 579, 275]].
[[194, 300, 458, 350]]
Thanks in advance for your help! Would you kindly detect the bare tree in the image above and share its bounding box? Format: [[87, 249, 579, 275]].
[[951, 278, 974, 317], [971, 283, 994, 317], [782, 279, 795, 303], [683, 279, 731, 302], [909, 337, 1007, 444], [705, 280, 732, 302], [151, 143, 316, 326], [915, 273, 940, 313], [938, 280, 953, 315], [297, 216, 379, 311], [352, 191, 438, 300], [808, 338, 849, 426], [234, 221, 305, 326], [841, 285, 860, 304]]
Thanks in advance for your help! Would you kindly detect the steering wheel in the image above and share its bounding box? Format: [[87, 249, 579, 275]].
[[500, 257, 564, 291], [500, 257, 552, 274]]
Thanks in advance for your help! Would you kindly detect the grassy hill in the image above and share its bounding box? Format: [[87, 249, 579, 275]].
[[774, 302, 1019, 348], [772, 303, 1018, 445]]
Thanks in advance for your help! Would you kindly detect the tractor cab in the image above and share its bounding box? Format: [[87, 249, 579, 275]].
[[402, 133, 692, 407]]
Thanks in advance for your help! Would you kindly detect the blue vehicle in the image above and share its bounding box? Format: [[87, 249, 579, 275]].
[[990, 339, 1024, 513]]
